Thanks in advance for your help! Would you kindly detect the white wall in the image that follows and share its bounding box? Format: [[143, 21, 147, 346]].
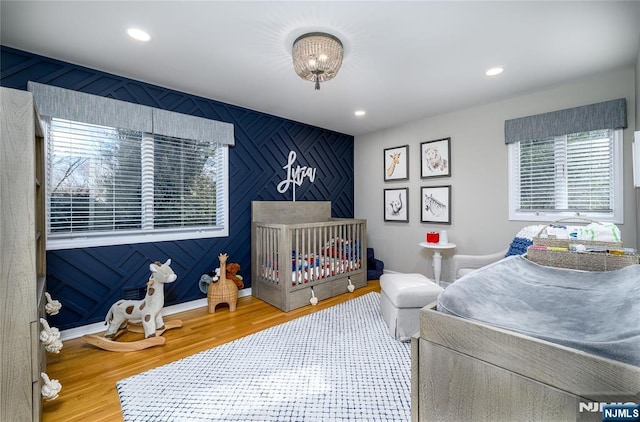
[[636, 41, 640, 128], [636, 42, 640, 251], [355, 68, 637, 280]]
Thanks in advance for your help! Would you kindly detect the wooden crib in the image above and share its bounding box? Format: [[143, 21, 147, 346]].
[[251, 201, 367, 312]]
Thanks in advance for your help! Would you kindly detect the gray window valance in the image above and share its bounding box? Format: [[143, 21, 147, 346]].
[[504, 98, 627, 144], [151, 108, 233, 146], [27, 82, 234, 146]]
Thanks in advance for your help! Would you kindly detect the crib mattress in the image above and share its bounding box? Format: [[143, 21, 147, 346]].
[[437, 255, 640, 367]]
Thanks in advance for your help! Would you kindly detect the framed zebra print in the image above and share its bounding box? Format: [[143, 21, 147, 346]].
[[421, 185, 451, 224]]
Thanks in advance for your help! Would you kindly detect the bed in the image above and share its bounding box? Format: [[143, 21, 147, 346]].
[[251, 201, 367, 312], [411, 255, 640, 422]]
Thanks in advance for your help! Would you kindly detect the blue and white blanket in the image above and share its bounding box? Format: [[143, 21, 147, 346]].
[[438, 255, 640, 367]]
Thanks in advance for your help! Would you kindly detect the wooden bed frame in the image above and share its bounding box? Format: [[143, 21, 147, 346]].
[[251, 201, 367, 312], [411, 304, 640, 422]]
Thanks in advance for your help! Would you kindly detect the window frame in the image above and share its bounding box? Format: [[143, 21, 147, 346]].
[[508, 128, 623, 224], [43, 117, 229, 251]]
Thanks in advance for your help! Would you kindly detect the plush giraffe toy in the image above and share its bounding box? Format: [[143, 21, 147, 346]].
[[104, 259, 177, 339], [207, 253, 239, 313]]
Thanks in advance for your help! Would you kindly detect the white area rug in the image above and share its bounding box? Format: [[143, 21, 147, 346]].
[[117, 292, 411, 421]]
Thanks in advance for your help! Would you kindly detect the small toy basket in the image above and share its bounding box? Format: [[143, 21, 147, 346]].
[[526, 218, 638, 271]]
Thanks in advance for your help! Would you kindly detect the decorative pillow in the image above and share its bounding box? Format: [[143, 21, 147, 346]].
[[505, 225, 545, 257]]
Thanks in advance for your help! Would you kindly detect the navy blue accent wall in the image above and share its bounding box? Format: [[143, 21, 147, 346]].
[[1, 46, 355, 330]]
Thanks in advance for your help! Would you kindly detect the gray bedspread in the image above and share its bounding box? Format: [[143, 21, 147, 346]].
[[437, 255, 640, 367]]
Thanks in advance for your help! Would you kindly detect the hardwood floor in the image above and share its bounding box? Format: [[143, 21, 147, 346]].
[[42, 281, 381, 422]]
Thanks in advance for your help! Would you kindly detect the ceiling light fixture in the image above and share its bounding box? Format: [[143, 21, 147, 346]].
[[127, 28, 151, 42], [354, 110, 366, 116], [486, 67, 504, 76], [292, 32, 344, 90]]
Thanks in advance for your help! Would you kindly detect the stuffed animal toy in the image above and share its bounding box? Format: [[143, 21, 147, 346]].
[[198, 268, 220, 294], [226, 263, 244, 289]]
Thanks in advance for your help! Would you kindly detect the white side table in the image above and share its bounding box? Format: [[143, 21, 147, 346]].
[[419, 242, 457, 286]]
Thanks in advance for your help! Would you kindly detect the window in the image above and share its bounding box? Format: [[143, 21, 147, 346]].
[[28, 82, 233, 250], [509, 128, 623, 222], [46, 118, 228, 249], [505, 98, 627, 223]]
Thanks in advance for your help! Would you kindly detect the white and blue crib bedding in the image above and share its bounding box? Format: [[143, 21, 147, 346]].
[[260, 239, 363, 285]]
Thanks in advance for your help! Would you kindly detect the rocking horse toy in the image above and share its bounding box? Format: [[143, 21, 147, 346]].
[[83, 259, 182, 352]]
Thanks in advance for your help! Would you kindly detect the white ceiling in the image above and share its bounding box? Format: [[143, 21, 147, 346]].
[[2, 1, 639, 136]]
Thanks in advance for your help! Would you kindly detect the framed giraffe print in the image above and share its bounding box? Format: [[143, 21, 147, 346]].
[[421, 185, 451, 224], [384, 145, 409, 181]]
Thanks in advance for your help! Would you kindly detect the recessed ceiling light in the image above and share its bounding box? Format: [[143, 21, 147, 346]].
[[354, 110, 366, 116], [127, 28, 151, 42], [485, 67, 504, 76]]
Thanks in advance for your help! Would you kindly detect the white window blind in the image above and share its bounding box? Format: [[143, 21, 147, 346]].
[[46, 117, 226, 248], [152, 134, 223, 229], [48, 118, 144, 234], [509, 129, 622, 222], [566, 131, 613, 211]]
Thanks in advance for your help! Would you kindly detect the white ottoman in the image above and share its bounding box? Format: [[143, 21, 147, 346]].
[[380, 273, 444, 341]]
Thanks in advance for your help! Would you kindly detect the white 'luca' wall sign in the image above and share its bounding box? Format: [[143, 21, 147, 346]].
[[276, 150, 317, 201]]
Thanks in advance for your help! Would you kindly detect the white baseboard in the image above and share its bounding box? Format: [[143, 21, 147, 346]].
[[59, 288, 253, 341]]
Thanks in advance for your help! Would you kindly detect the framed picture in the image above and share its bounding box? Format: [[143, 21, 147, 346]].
[[384, 145, 409, 181], [384, 188, 408, 222], [421, 185, 451, 224], [421, 137, 451, 178]]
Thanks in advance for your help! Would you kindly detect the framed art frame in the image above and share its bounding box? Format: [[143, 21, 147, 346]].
[[384, 145, 409, 181], [384, 187, 408, 222], [421, 137, 451, 178], [421, 185, 451, 224]]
